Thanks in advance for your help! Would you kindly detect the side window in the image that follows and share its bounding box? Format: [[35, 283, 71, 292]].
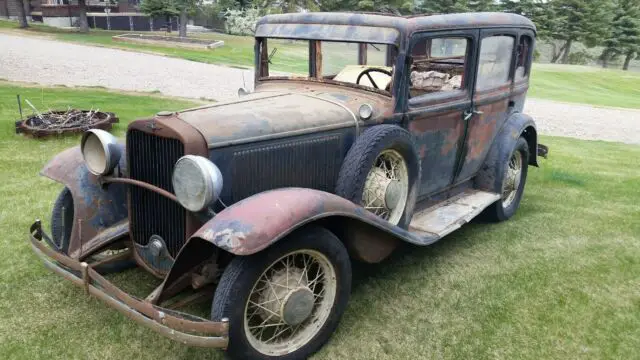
[[408, 37, 469, 100], [515, 35, 532, 81], [476, 35, 515, 91]]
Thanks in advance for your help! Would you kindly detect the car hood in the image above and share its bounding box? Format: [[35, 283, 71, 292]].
[[176, 92, 358, 148]]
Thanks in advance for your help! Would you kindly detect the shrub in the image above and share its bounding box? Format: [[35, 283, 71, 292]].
[[224, 8, 260, 36]]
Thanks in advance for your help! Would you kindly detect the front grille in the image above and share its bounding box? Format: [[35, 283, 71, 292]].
[[127, 129, 185, 258]]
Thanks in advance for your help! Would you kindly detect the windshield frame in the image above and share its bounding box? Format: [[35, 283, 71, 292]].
[[254, 37, 400, 97]]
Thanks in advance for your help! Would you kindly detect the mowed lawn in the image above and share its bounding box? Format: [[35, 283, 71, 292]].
[[0, 83, 639, 359], [2, 19, 640, 109]]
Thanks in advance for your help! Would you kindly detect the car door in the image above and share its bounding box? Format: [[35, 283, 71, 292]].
[[403, 30, 479, 198], [454, 29, 518, 182]]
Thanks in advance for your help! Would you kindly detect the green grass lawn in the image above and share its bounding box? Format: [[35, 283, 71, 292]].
[[0, 83, 639, 359], [530, 64, 640, 109], [3, 19, 640, 109]]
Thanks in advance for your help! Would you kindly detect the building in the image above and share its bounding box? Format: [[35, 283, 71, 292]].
[[0, 0, 178, 31]]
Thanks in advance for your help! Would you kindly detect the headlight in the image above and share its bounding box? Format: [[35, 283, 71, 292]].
[[172, 155, 223, 212], [80, 129, 121, 176]]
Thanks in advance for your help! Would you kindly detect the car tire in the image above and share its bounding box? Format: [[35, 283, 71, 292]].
[[51, 187, 74, 254], [479, 137, 530, 222], [335, 125, 420, 229], [211, 226, 351, 360]]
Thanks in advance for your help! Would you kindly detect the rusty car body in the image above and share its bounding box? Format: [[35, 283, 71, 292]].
[[29, 11, 546, 360]]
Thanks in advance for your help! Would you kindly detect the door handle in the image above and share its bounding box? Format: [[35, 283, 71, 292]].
[[463, 109, 484, 121]]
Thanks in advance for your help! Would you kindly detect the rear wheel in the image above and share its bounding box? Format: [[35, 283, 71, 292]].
[[481, 137, 530, 222], [212, 226, 351, 360]]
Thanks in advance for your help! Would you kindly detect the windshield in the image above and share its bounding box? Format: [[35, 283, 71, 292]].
[[259, 38, 397, 94]]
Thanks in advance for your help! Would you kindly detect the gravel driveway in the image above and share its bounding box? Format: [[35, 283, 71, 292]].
[[1, 33, 638, 144]]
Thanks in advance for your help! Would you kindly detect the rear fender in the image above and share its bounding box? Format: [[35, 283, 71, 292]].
[[503, 112, 539, 167], [41, 146, 128, 259]]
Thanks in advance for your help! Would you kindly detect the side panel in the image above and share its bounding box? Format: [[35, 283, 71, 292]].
[[40, 146, 128, 259], [210, 129, 352, 206]]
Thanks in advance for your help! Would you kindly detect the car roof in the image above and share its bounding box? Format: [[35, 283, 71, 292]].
[[257, 11, 537, 35]]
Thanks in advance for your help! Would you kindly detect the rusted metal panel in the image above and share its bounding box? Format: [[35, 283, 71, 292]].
[[29, 222, 229, 348], [189, 188, 438, 256], [456, 87, 510, 181], [409, 189, 500, 238], [407, 108, 465, 196], [40, 146, 128, 259], [255, 23, 401, 45], [254, 80, 394, 125], [257, 12, 536, 37], [176, 92, 357, 149]]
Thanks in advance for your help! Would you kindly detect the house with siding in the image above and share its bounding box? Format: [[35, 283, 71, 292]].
[[0, 0, 178, 31]]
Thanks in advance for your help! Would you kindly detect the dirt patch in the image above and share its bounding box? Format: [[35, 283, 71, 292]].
[[112, 33, 224, 50]]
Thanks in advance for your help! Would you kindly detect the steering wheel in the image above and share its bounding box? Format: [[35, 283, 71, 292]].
[[356, 68, 393, 89]]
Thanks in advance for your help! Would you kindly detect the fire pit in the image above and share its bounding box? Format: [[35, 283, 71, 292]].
[[15, 109, 119, 138]]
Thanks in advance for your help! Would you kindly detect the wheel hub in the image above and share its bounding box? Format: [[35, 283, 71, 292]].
[[257, 268, 314, 325], [281, 287, 315, 325], [364, 167, 396, 209]]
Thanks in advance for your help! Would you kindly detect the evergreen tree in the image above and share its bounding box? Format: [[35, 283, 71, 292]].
[[140, 0, 179, 32], [601, 0, 640, 69], [548, 0, 614, 63], [418, 0, 471, 13]]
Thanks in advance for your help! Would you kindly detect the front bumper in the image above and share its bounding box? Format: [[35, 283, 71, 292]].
[[28, 220, 229, 348]]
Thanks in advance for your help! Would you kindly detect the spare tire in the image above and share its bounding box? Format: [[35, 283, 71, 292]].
[[51, 187, 74, 254], [335, 125, 421, 229]]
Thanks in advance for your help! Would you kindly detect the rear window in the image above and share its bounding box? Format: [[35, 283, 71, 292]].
[[476, 35, 515, 91]]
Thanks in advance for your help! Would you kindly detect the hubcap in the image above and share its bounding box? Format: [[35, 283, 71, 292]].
[[244, 250, 337, 356], [281, 288, 315, 326], [502, 150, 523, 208], [363, 149, 409, 225]]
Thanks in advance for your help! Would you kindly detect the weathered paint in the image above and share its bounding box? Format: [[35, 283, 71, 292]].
[[407, 107, 466, 196], [176, 92, 357, 148], [475, 112, 538, 193], [257, 12, 536, 37], [189, 187, 438, 256], [40, 146, 128, 259], [255, 23, 401, 45]]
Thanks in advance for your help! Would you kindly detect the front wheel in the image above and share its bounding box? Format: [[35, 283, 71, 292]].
[[211, 226, 351, 360]]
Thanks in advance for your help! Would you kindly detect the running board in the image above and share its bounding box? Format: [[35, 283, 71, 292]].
[[409, 190, 500, 239]]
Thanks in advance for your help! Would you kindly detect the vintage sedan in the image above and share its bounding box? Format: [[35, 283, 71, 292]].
[[29, 11, 547, 360]]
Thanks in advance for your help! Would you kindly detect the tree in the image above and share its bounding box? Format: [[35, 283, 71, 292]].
[[321, 0, 414, 14], [417, 0, 472, 13], [140, 0, 179, 32], [15, 0, 29, 28], [78, 0, 90, 33], [547, 0, 614, 64], [175, 0, 200, 37], [601, 0, 640, 70]]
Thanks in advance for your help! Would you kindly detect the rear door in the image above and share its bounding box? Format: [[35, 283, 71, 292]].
[[454, 29, 517, 182], [403, 29, 479, 197]]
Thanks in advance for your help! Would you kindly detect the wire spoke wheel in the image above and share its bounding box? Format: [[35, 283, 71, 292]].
[[502, 150, 523, 208], [362, 149, 409, 225], [244, 249, 337, 356]]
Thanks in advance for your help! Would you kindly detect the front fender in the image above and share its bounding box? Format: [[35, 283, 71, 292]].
[[41, 146, 128, 259], [153, 188, 439, 304], [191, 188, 432, 256]]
